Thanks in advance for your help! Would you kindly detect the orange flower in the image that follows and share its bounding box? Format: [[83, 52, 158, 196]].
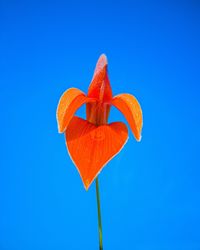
[[56, 54, 143, 190]]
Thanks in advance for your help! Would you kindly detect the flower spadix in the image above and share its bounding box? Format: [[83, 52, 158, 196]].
[[56, 54, 143, 189]]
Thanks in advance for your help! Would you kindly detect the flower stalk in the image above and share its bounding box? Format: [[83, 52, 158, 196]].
[[96, 177, 103, 250]]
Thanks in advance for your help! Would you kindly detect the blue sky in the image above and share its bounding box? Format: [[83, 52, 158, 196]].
[[0, 0, 200, 249]]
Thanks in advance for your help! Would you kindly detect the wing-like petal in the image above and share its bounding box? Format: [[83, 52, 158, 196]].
[[56, 88, 93, 133], [65, 116, 128, 189], [112, 94, 143, 141]]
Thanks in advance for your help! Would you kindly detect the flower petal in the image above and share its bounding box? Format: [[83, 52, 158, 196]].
[[87, 54, 112, 103], [111, 94, 143, 141], [65, 116, 128, 189], [56, 88, 93, 133], [93, 53, 108, 78]]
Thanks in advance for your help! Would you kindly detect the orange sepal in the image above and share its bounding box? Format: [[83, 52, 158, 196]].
[[112, 94, 143, 141], [56, 88, 94, 133], [65, 116, 128, 190]]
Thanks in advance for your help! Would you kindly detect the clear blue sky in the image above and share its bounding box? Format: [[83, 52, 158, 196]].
[[0, 0, 200, 249]]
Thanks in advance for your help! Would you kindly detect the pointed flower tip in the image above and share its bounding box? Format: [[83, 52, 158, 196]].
[[136, 134, 142, 142], [83, 179, 91, 191], [99, 53, 107, 61], [58, 126, 62, 133], [58, 124, 64, 134], [96, 53, 108, 68], [135, 130, 142, 142]]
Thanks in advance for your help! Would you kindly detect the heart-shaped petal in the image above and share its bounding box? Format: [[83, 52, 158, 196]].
[[65, 116, 128, 189]]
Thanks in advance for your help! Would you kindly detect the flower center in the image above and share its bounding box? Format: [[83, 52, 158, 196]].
[[86, 101, 110, 126]]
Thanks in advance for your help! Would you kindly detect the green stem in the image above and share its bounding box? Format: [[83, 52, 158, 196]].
[[96, 177, 103, 250]]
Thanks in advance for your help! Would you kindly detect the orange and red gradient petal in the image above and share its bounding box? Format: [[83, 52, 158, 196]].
[[87, 54, 112, 103], [56, 88, 93, 133], [65, 116, 128, 190], [112, 94, 143, 141]]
